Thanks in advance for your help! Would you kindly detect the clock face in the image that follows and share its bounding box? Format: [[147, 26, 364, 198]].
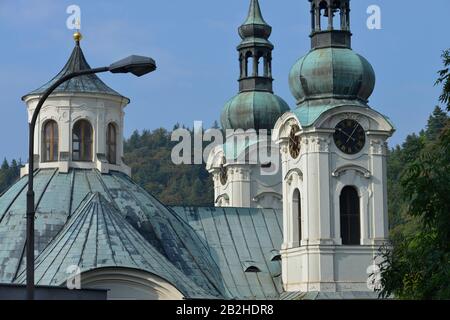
[[289, 125, 301, 159], [333, 119, 366, 155], [219, 158, 228, 185]]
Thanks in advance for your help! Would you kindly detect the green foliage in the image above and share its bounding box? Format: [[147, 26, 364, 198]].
[[426, 106, 449, 141], [387, 109, 449, 240], [379, 50, 450, 299], [379, 124, 450, 299], [0, 158, 21, 195], [123, 127, 214, 206], [387, 132, 425, 238], [436, 49, 450, 111]]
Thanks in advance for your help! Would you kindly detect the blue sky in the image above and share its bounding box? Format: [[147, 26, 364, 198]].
[[0, 0, 448, 161]]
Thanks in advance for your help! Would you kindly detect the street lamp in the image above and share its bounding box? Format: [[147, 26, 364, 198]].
[[26, 53, 156, 300]]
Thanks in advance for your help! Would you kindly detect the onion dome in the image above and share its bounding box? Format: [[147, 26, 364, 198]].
[[221, 91, 289, 131], [221, 0, 289, 131], [289, 0, 376, 106], [289, 47, 375, 104], [22, 32, 128, 102]]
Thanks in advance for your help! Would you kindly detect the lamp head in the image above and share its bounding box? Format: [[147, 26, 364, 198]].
[[109, 55, 156, 77]]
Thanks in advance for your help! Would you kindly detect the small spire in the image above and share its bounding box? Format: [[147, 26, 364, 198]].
[[239, 0, 272, 40], [243, 0, 267, 26]]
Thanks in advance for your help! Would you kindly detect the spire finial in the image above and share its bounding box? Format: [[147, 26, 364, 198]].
[[244, 0, 267, 26], [73, 31, 83, 44], [239, 0, 272, 40]]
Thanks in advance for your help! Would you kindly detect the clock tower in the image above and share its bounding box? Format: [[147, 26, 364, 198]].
[[273, 0, 395, 293]]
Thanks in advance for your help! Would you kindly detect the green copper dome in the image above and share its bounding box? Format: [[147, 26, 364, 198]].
[[221, 91, 289, 131], [289, 47, 375, 104]]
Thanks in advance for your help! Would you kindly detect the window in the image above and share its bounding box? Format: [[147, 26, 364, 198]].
[[42, 120, 59, 162], [257, 54, 264, 77], [72, 120, 93, 162], [106, 123, 117, 164], [340, 186, 360, 245], [293, 189, 302, 243]]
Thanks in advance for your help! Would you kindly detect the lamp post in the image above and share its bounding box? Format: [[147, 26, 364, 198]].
[[26, 54, 156, 300]]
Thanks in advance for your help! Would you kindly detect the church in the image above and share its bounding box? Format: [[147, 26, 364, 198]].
[[0, 0, 394, 300]]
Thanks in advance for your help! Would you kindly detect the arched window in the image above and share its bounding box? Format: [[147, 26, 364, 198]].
[[42, 120, 59, 162], [293, 189, 302, 243], [257, 54, 264, 77], [72, 120, 93, 162], [106, 123, 117, 164], [340, 186, 360, 245], [319, 0, 328, 30]]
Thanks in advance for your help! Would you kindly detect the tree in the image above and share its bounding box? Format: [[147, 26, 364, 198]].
[[378, 50, 450, 299], [123, 128, 214, 207], [1, 159, 9, 171], [0, 159, 21, 194], [426, 106, 449, 141], [378, 124, 450, 299], [436, 49, 450, 111]]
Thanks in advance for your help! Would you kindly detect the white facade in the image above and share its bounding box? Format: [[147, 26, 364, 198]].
[[273, 105, 394, 292], [207, 133, 283, 209], [21, 92, 131, 177]]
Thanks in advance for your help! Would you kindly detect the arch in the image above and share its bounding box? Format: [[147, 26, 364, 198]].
[[270, 249, 281, 262], [340, 186, 360, 245], [239, 53, 245, 78], [311, 2, 316, 31], [272, 113, 302, 143], [284, 168, 303, 183], [257, 51, 265, 77], [42, 120, 59, 162], [319, 0, 329, 30], [215, 193, 230, 206], [313, 105, 395, 134], [332, 165, 371, 179], [80, 267, 184, 300], [242, 261, 261, 273], [293, 188, 302, 243], [106, 122, 118, 164], [245, 51, 253, 78], [72, 119, 93, 162]]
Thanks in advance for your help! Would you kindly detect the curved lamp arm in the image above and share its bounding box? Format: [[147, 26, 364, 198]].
[[26, 66, 108, 300], [25, 53, 155, 300]]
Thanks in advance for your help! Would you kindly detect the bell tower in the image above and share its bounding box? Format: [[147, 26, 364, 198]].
[[309, 0, 351, 49], [273, 0, 395, 294], [237, 0, 274, 94], [207, 0, 289, 209]]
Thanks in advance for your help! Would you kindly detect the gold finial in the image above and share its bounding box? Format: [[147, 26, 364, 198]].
[[73, 31, 83, 43]]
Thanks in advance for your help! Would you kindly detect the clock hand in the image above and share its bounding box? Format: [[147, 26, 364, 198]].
[[346, 124, 359, 143], [337, 128, 356, 142]]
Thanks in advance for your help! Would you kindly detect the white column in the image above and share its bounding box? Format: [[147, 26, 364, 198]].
[[230, 166, 251, 207], [305, 135, 333, 243], [369, 136, 389, 242]]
